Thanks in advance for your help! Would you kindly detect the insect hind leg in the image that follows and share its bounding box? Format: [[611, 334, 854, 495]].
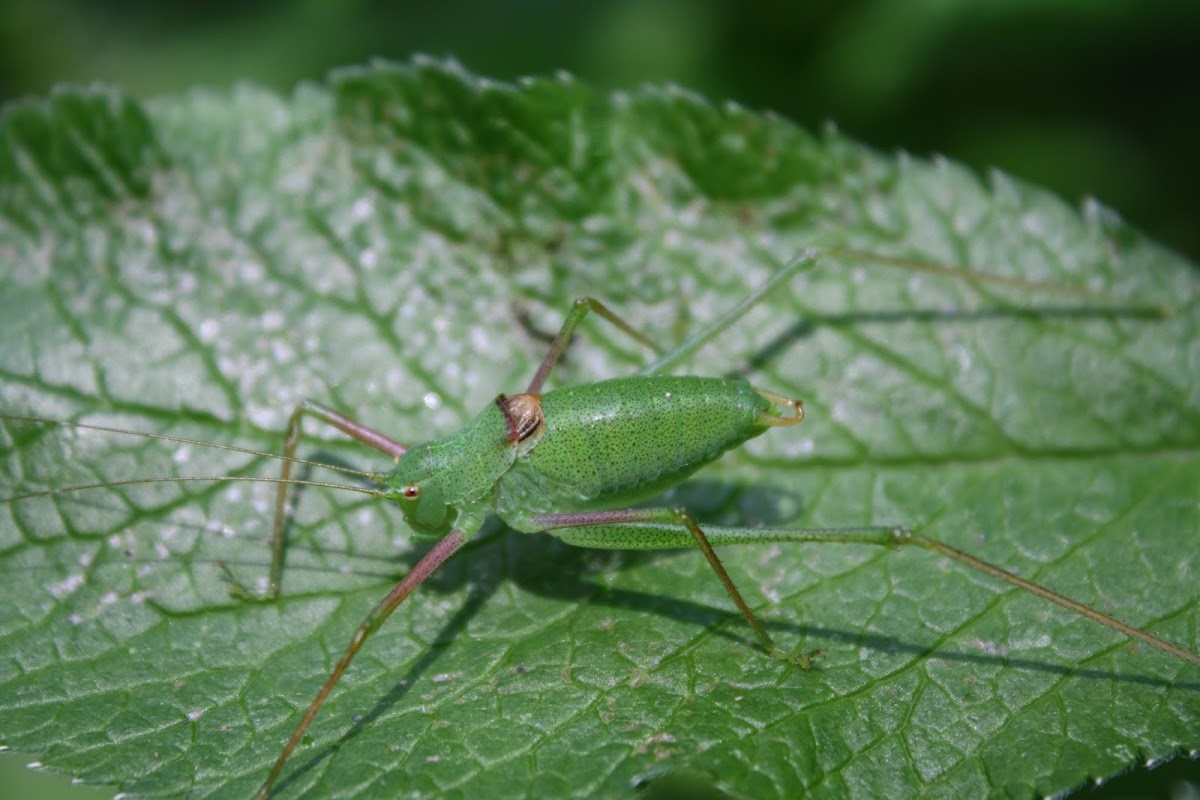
[[524, 298, 663, 393], [537, 512, 1200, 667]]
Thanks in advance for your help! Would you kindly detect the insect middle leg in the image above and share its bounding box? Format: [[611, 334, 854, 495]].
[[528, 507, 825, 667], [227, 400, 408, 599]]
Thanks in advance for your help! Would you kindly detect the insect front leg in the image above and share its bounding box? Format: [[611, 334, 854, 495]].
[[255, 527, 467, 799], [225, 400, 408, 600], [529, 507, 824, 667]]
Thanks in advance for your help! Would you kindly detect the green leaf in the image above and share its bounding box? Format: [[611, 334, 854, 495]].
[[1, 58, 1197, 799]]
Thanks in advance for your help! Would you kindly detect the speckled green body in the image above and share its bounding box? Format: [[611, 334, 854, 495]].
[[496, 376, 770, 525], [381, 375, 772, 539]]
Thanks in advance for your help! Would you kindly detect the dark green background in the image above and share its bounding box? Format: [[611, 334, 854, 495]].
[[2, 0, 1198, 263], [1, 1, 1197, 797]]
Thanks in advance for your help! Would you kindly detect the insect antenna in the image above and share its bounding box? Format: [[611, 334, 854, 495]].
[[825, 244, 1171, 312], [0, 414, 377, 479], [2, 475, 381, 506]]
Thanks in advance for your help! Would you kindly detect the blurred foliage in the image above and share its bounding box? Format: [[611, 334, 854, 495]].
[[0, 0, 1198, 261]]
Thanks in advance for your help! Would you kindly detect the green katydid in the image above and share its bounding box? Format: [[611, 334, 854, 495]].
[[3, 248, 1197, 799], [231, 248, 1198, 796]]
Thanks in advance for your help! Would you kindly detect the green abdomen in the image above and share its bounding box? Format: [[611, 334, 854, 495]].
[[496, 376, 770, 518]]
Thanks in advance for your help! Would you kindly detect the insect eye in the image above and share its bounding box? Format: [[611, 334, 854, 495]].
[[402, 484, 421, 499]]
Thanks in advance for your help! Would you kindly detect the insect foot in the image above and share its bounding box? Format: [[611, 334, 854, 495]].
[[768, 644, 826, 669], [216, 561, 278, 602]]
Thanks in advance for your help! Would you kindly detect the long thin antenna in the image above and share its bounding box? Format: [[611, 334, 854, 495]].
[[1, 415, 376, 479], [827, 245, 1167, 311], [3, 476, 381, 505]]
